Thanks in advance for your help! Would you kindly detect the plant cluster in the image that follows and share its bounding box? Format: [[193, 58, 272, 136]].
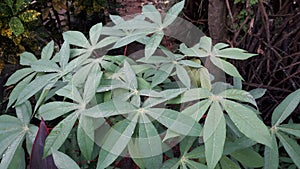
[[1, 1, 300, 169]]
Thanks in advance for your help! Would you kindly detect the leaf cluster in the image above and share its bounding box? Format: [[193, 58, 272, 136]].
[[1, 1, 300, 169]]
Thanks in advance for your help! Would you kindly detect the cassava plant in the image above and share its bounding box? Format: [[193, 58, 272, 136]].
[[1, 1, 300, 169]]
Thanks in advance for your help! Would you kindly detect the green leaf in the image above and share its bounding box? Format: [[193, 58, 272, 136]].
[[231, 148, 264, 168], [128, 114, 163, 169], [77, 115, 94, 160], [151, 63, 174, 87], [145, 32, 164, 59], [203, 101, 224, 141], [216, 48, 256, 60], [222, 136, 256, 155], [20, 52, 37, 66], [63, 31, 91, 48], [264, 133, 279, 169], [277, 123, 300, 138], [52, 149, 80, 169], [25, 125, 38, 155], [83, 66, 102, 103], [146, 108, 202, 136], [7, 73, 36, 108], [38, 101, 78, 120], [16, 73, 59, 105], [93, 36, 120, 49], [31, 59, 60, 72], [89, 23, 103, 46], [221, 99, 272, 147], [185, 159, 208, 169], [143, 88, 186, 108], [43, 113, 78, 157], [249, 88, 266, 99], [161, 158, 180, 169], [0, 133, 25, 169], [163, 0, 185, 27], [142, 5, 162, 24], [96, 118, 137, 169], [58, 41, 70, 69], [199, 67, 212, 91], [199, 36, 212, 53], [82, 100, 137, 118], [178, 60, 202, 68], [72, 63, 94, 85], [182, 100, 212, 121], [123, 61, 138, 89], [214, 43, 230, 50], [276, 132, 300, 168], [113, 33, 146, 49], [210, 56, 243, 79], [176, 64, 191, 89], [56, 84, 83, 103], [219, 156, 240, 169], [42, 40, 54, 60], [5, 68, 33, 86], [9, 17, 24, 36], [219, 89, 256, 106], [204, 106, 226, 169], [15, 101, 32, 124], [7, 144, 25, 169], [168, 88, 211, 104], [271, 89, 300, 127]]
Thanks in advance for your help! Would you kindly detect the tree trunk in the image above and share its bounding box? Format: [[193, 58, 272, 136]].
[[205, 0, 227, 82]]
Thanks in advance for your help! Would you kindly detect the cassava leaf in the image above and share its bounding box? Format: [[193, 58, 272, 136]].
[[43, 113, 78, 157], [271, 89, 300, 127], [221, 99, 272, 147]]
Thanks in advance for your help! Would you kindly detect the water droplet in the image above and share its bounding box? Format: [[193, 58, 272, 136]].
[[2, 153, 6, 158]]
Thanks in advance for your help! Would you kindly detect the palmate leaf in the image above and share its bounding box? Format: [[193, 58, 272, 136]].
[[83, 65, 102, 103], [271, 88, 300, 127], [77, 115, 94, 160], [43, 113, 78, 157], [216, 48, 256, 60], [163, 0, 185, 27], [31, 60, 60, 72], [219, 89, 257, 107], [176, 64, 191, 89], [276, 132, 300, 168], [15, 73, 59, 106], [123, 61, 138, 89], [264, 133, 279, 169], [7, 144, 25, 169], [0, 133, 25, 169], [277, 123, 300, 138], [221, 99, 272, 147], [231, 148, 264, 168], [20, 52, 38, 66], [219, 156, 240, 169], [151, 63, 174, 88], [145, 31, 164, 59], [96, 117, 137, 169], [146, 108, 202, 136], [5, 68, 33, 86], [89, 23, 103, 46], [38, 101, 78, 120], [82, 100, 137, 118], [6, 73, 36, 109], [142, 4, 162, 24], [128, 114, 163, 169], [210, 56, 243, 79], [56, 84, 83, 103], [52, 149, 80, 169], [204, 105, 226, 169], [63, 31, 91, 48], [41, 40, 54, 60]]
